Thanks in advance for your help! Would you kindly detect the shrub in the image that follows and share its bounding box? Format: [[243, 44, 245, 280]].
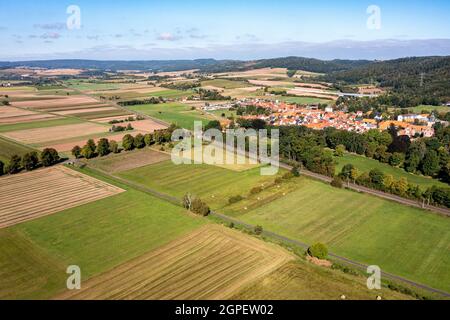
[[254, 225, 263, 235], [283, 172, 294, 180], [307, 243, 328, 260], [228, 222, 235, 229], [0, 160, 4, 176], [228, 195, 244, 204], [274, 177, 283, 184], [250, 186, 263, 195], [291, 165, 300, 177], [190, 198, 210, 217], [331, 176, 343, 188]]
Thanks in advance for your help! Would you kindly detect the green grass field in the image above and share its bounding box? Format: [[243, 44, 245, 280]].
[[147, 89, 193, 99], [118, 161, 279, 210], [0, 117, 83, 133], [0, 136, 36, 163], [0, 167, 206, 299], [65, 80, 122, 91], [127, 102, 212, 130], [391, 105, 450, 114], [201, 79, 252, 89], [334, 153, 448, 190], [228, 176, 450, 293]]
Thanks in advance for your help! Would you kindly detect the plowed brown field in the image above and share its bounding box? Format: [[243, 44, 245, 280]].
[[0, 166, 125, 229], [57, 225, 293, 300]]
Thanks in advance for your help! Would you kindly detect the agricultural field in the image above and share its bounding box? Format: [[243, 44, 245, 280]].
[[0, 167, 206, 299], [0, 117, 83, 133], [201, 79, 252, 89], [263, 95, 333, 105], [0, 136, 36, 163], [117, 160, 274, 210], [0, 122, 110, 145], [391, 105, 450, 114], [227, 176, 450, 293], [232, 261, 410, 300], [334, 153, 449, 190], [0, 166, 125, 229], [57, 225, 292, 300], [127, 102, 213, 130], [88, 148, 170, 173], [65, 79, 123, 91]]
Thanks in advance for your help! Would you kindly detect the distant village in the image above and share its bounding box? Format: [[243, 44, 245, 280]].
[[202, 99, 445, 138]]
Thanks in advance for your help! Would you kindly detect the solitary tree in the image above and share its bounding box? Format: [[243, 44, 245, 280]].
[[307, 243, 328, 260]]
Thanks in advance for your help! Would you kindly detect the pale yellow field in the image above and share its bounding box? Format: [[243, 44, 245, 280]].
[[1, 122, 109, 144], [0, 166, 125, 229], [56, 225, 293, 300]]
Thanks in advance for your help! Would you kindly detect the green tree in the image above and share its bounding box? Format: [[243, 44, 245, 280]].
[[369, 169, 385, 189], [340, 164, 355, 180], [122, 134, 135, 151], [21, 152, 39, 171], [109, 140, 119, 154], [97, 138, 111, 157], [134, 134, 145, 149], [421, 150, 440, 177], [204, 120, 222, 131], [86, 139, 96, 153], [307, 243, 328, 260], [0, 160, 4, 176], [8, 155, 22, 174], [392, 177, 408, 196], [71, 145, 82, 159], [144, 133, 154, 146], [41, 148, 60, 167], [389, 152, 405, 167], [81, 144, 95, 159], [291, 165, 300, 177], [334, 144, 346, 157]]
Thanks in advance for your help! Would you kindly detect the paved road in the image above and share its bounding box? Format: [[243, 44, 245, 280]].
[[81, 164, 450, 298]]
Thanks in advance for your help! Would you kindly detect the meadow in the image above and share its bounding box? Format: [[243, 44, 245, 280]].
[[334, 153, 448, 189], [230, 176, 450, 293], [118, 160, 278, 210], [201, 79, 252, 89], [127, 102, 212, 130], [0, 167, 206, 299]]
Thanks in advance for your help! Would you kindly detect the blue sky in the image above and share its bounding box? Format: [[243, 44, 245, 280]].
[[0, 0, 449, 60]]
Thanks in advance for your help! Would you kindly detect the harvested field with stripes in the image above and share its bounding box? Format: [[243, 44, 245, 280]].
[[12, 96, 99, 109], [1, 122, 109, 144], [57, 225, 293, 300], [88, 148, 170, 173], [0, 166, 125, 229]]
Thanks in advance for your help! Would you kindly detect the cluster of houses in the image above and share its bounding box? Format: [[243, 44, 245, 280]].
[[213, 99, 439, 138]]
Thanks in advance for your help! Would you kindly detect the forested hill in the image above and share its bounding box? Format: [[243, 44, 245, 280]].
[[321, 56, 450, 103], [250, 57, 372, 73]]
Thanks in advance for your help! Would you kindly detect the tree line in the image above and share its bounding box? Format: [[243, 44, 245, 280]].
[[0, 148, 60, 176], [72, 125, 178, 160]]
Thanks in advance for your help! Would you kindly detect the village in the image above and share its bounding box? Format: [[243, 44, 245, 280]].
[[203, 99, 439, 138]]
